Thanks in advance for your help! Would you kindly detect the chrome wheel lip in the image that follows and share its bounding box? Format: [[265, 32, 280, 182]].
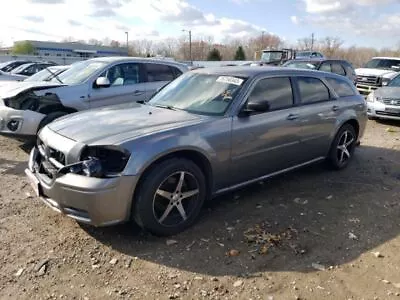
[[152, 171, 200, 227], [336, 130, 355, 164]]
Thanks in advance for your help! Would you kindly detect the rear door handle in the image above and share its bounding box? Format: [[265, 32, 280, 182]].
[[332, 105, 340, 111], [287, 113, 299, 120]]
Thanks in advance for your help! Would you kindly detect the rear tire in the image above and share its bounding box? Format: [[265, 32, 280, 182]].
[[327, 124, 357, 170], [37, 111, 68, 133], [133, 158, 206, 236]]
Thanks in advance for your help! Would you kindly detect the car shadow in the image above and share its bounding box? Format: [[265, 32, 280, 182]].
[[82, 145, 400, 276]]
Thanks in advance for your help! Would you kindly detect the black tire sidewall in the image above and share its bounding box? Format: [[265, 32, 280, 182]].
[[328, 124, 357, 170], [134, 158, 206, 236]]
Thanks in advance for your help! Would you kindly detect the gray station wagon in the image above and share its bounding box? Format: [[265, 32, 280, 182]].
[[25, 67, 367, 236]]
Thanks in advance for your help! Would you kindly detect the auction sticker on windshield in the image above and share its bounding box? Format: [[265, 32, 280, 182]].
[[216, 76, 244, 86]]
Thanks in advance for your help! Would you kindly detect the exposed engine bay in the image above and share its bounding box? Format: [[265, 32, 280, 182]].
[[2, 87, 62, 113]]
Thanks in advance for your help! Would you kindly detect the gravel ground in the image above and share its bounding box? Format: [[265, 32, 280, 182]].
[[0, 120, 399, 300]]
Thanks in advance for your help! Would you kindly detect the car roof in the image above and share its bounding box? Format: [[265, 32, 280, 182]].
[[192, 66, 350, 80], [371, 57, 400, 61], [88, 56, 189, 69]]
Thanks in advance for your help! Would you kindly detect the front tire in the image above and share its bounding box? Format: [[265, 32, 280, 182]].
[[327, 124, 357, 170], [133, 158, 206, 236]]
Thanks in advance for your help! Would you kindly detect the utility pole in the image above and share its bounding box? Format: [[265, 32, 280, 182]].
[[311, 33, 315, 50], [182, 29, 192, 64], [261, 30, 265, 50], [125, 31, 129, 55]]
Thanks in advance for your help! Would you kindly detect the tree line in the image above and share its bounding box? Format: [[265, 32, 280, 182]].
[[8, 33, 400, 67]]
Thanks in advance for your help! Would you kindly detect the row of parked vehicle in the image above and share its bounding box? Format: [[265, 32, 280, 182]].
[[0, 53, 394, 236], [0, 60, 58, 82]]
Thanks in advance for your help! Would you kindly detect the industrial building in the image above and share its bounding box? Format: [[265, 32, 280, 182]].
[[5, 40, 128, 59]]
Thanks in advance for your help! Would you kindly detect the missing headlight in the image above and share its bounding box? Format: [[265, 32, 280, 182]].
[[79, 146, 130, 177]]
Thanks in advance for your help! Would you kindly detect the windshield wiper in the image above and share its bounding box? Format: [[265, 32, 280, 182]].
[[152, 104, 177, 111], [45, 67, 63, 84]]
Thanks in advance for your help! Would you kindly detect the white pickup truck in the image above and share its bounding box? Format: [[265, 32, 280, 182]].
[[355, 57, 400, 95]]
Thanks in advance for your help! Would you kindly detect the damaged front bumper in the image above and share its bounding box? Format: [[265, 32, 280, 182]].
[[0, 104, 45, 137], [25, 142, 138, 226]]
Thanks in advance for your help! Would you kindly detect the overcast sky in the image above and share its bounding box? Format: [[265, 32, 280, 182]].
[[1, 0, 400, 48]]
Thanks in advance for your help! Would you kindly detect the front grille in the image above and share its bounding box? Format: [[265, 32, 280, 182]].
[[356, 75, 380, 86], [382, 98, 400, 106], [36, 138, 66, 179], [376, 110, 400, 117]]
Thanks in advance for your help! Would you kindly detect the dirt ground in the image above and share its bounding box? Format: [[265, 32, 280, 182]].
[[0, 120, 399, 300]]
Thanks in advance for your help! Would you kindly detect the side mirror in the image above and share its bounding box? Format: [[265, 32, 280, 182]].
[[247, 99, 270, 112], [240, 99, 270, 116], [95, 77, 111, 88]]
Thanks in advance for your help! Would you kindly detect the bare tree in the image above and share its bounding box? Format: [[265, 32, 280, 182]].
[[319, 36, 343, 57]]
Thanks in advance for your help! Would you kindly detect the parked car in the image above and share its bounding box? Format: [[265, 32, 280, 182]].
[[295, 51, 325, 59], [0, 70, 27, 82], [25, 67, 367, 236], [10, 62, 57, 78], [0, 65, 70, 87], [355, 57, 400, 95], [0, 60, 32, 72], [23, 65, 70, 83], [366, 73, 400, 121], [0, 57, 188, 139], [282, 59, 356, 84]]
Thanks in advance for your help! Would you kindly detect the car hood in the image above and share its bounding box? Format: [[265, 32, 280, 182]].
[[355, 68, 397, 78], [374, 87, 400, 99], [47, 102, 207, 145], [0, 81, 65, 99]]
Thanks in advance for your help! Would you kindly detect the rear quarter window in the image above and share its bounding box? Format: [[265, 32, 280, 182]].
[[326, 77, 356, 97]]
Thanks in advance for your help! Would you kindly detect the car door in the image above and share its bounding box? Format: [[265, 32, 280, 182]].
[[89, 62, 147, 108], [230, 76, 304, 184], [144, 63, 176, 100], [292, 76, 340, 161]]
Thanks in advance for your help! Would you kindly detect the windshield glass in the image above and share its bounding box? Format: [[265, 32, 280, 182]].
[[283, 61, 318, 69], [364, 59, 400, 70], [52, 60, 107, 85], [296, 51, 312, 57], [11, 64, 30, 74], [261, 51, 283, 62], [388, 75, 400, 87], [25, 67, 66, 82], [148, 73, 246, 116]]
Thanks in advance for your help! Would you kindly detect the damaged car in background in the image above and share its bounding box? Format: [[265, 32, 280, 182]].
[[0, 57, 188, 139]]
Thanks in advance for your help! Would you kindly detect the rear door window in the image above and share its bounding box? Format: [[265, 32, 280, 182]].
[[146, 63, 175, 82], [297, 77, 330, 104]]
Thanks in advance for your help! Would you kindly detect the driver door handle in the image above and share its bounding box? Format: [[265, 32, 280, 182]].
[[332, 105, 340, 111], [287, 113, 299, 120]]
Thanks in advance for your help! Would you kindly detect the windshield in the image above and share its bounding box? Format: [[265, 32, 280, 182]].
[[364, 59, 400, 70], [25, 67, 67, 82], [261, 51, 283, 62], [283, 61, 318, 69], [52, 60, 107, 85], [388, 75, 400, 87], [11, 64, 30, 74], [148, 73, 246, 116]]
